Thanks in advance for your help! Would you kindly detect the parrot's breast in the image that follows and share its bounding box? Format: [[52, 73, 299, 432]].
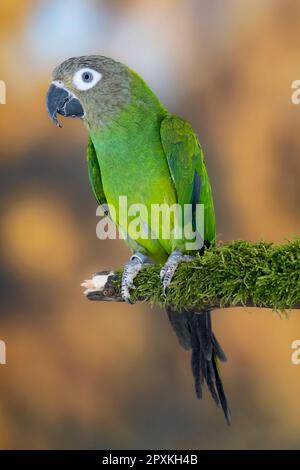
[[90, 111, 180, 261]]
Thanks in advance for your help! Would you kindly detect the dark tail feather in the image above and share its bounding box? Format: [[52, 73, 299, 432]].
[[166, 308, 231, 425]]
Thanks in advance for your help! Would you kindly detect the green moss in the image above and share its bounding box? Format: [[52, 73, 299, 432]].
[[113, 240, 300, 311]]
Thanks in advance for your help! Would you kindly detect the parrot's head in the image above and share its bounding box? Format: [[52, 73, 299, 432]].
[[46, 55, 132, 128]]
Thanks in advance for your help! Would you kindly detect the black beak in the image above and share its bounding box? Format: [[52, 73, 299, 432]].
[[46, 82, 84, 127]]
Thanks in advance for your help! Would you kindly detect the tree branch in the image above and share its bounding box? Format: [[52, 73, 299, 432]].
[[83, 240, 300, 311]]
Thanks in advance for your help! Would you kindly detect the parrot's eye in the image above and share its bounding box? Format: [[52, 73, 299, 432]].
[[83, 72, 93, 82], [73, 68, 102, 91]]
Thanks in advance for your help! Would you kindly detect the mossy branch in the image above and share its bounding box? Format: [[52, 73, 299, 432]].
[[84, 240, 300, 311]]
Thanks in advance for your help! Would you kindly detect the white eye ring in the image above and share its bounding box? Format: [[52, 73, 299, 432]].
[[72, 68, 102, 91]]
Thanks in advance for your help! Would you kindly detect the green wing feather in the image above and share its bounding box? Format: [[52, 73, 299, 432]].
[[160, 115, 216, 243], [86, 136, 107, 206]]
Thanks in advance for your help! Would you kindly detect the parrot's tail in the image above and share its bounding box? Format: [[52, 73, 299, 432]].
[[166, 308, 231, 425]]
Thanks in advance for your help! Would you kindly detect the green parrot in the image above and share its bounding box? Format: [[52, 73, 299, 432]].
[[46, 55, 230, 424]]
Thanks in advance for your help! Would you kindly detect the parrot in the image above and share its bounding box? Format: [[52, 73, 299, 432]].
[[46, 55, 230, 424]]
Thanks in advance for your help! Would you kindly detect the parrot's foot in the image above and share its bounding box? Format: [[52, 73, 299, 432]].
[[160, 249, 194, 297], [121, 252, 149, 304]]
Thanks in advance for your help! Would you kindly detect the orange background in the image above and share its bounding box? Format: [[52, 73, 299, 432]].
[[1, 0, 300, 449]]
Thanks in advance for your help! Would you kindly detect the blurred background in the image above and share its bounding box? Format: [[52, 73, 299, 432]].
[[1, 0, 300, 450]]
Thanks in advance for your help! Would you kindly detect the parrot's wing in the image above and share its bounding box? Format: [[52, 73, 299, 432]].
[[160, 115, 215, 243], [86, 136, 107, 206]]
